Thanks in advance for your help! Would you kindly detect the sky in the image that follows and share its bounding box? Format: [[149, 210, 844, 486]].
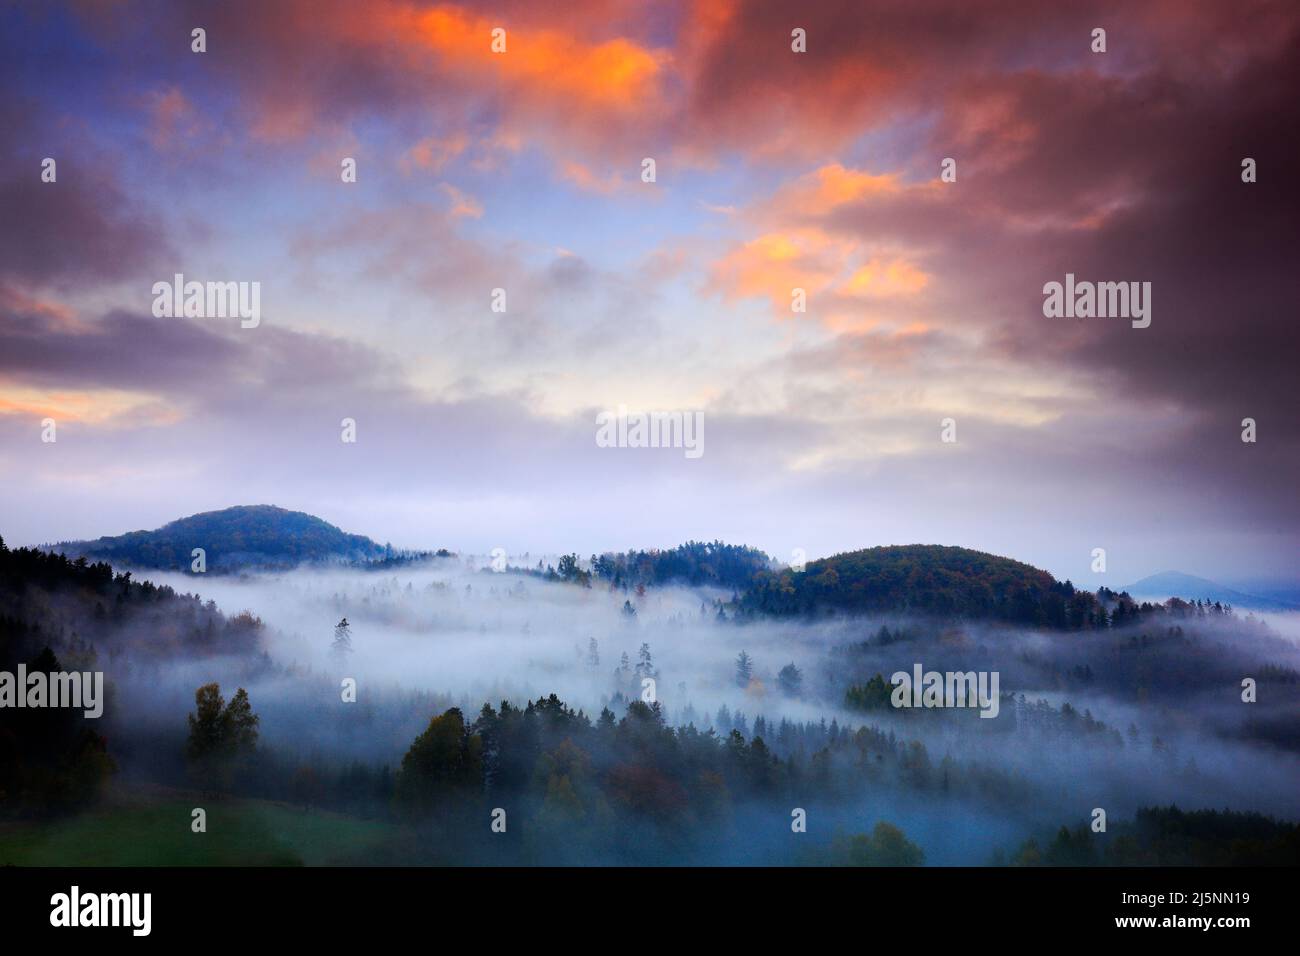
[[0, 0, 1296, 586]]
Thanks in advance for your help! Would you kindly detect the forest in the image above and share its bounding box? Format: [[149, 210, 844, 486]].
[[1, 528, 1297, 866]]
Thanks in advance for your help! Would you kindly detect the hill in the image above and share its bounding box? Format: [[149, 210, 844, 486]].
[[739, 544, 1098, 627], [1120, 571, 1299, 611], [57, 505, 388, 573]]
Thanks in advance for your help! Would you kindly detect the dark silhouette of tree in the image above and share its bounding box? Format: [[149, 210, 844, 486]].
[[185, 683, 259, 793], [588, 541, 771, 590], [0, 644, 114, 814], [777, 662, 803, 697], [331, 617, 353, 656], [845, 673, 895, 711], [395, 707, 483, 815]]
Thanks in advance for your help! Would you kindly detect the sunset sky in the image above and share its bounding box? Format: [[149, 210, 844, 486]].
[[1, 0, 1297, 585]]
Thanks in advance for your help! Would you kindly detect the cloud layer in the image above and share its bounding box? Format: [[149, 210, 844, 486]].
[[0, 0, 1296, 583]]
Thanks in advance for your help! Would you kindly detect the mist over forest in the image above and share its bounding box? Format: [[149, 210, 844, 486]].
[[4, 520, 1297, 866]]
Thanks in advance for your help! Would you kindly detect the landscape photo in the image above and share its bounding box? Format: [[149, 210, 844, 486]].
[[1, 0, 1298, 910]]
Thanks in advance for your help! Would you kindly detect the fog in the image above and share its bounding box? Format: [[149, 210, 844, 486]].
[[81, 557, 1300, 865]]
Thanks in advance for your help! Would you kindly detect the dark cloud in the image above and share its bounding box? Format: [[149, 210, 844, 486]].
[[0, 97, 171, 289], [0, 302, 239, 391], [762, 17, 1300, 530], [929, 32, 1300, 439]]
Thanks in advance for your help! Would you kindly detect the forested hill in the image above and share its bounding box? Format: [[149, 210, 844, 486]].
[[0, 535, 263, 662], [739, 544, 1130, 629], [0, 535, 265, 814], [57, 505, 387, 573], [587, 541, 772, 590]]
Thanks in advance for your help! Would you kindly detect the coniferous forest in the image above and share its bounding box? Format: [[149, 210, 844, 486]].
[[2, 518, 1297, 867]]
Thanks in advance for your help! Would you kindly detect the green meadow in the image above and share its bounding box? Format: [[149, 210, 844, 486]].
[[0, 788, 408, 866]]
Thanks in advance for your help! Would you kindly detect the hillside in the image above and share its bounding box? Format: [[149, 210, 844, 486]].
[[0, 535, 265, 814], [739, 544, 1098, 627], [0, 535, 264, 661], [588, 541, 771, 590], [57, 505, 387, 573]]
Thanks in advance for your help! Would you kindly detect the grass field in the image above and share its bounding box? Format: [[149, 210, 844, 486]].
[[0, 787, 409, 866]]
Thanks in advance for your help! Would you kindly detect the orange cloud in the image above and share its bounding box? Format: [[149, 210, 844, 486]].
[[777, 164, 903, 215], [709, 222, 931, 328], [226, 2, 674, 170], [709, 230, 840, 312], [561, 160, 626, 194], [842, 258, 930, 299], [702, 159, 939, 330], [440, 183, 483, 219], [0, 387, 181, 427], [403, 5, 668, 113], [402, 133, 470, 173]]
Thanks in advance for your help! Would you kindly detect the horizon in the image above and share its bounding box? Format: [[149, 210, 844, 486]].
[[22, 500, 1296, 596]]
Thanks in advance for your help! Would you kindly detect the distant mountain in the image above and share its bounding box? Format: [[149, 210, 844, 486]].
[[739, 544, 1092, 627], [1230, 582, 1300, 607], [1119, 571, 1299, 611], [57, 505, 388, 573]]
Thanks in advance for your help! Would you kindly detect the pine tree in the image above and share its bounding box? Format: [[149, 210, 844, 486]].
[[735, 650, 753, 688], [715, 704, 732, 732], [331, 617, 353, 655], [635, 642, 655, 679]]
